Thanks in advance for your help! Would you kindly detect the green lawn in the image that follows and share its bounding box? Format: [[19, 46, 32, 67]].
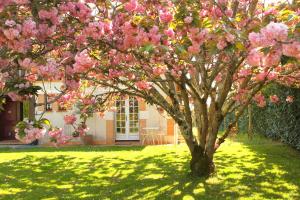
[[0, 134, 299, 200]]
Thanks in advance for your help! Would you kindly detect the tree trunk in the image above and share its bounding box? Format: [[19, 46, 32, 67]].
[[190, 145, 215, 177], [248, 104, 253, 140]]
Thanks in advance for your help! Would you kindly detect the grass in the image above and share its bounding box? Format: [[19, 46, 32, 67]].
[[0, 134, 299, 200]]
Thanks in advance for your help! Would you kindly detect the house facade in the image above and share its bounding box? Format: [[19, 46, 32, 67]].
[[33, 81, 177, 146]]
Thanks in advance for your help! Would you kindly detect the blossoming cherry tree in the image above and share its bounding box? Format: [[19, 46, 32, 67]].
[[0, 0, 299, 177]]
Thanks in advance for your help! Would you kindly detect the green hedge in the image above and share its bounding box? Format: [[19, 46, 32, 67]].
[[252, 84, 300, 150]]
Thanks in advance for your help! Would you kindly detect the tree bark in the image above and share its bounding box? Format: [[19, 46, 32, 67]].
[[248, 104, 253, 140], [190, 145, 215, 177]]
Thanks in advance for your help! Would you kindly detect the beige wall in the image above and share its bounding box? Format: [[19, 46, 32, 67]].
[[35, 81, 175, 145]]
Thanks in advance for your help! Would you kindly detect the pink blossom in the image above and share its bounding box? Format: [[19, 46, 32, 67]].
[[66, 80, 80, 91], [64, 114, 77, 125], [248, 32, 263, 47], [164, 28, 175, 38], [39, 60, 59, 78], [55, 134, 72, 145], [270, 95, 279, 104], [239, 69, 251, 77], [38, 8, 59, 25], [286, 96, 294, 103], [73, 50, 96, 73], [263, 49, 282, 67], [267, 72, 277, 80], [37, 23, 56, 41], [3, 28, 20, 40], [255, 72, 268, 82], [218, 0, 228, 5], [153, 67, 166, 76], [233, 89, 248, 103], [59, 2, 91, 22], [188, 44, 200, 54], [48, 128, 63, 138], [22, 19, 37, 37], [261, 22, 288, 42], [124, 0, 138, 12], [76, 126, 89, 136], [148, 26, 161, 45], [250, 22, 288, 48], [14, 0, 29, 4], [25, 74, 38, 82], [184, 16, 193, 24], [108, 69, 124, 78], [217, 40, 227, 50], [215, 73, 222, 82], [282, 42, 300, 59], [18, 58, 32, 69], [160, 11, 173, 23], [247, 49, 262, 66], [48, 128, 71, 145], [16, 127, 46, 144], [135, 81, 152, 90], [84, 22, 106, 40], [225, 33, 235, 43], [253, 93, 266, 107], [5, 20, 16, 27], [264, 8, 278, 16], [225, 9, 233, 17]]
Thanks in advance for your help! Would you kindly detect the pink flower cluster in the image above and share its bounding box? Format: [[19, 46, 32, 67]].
[[108, 69, 125, 78], [253, 93, 266, 107], [247, 48, 282, 68], [120, 22, 167, 49], [64, 114, 77, 125], [188, 28, 208, 54], [59, 2, 92, 22], [249, 22, 288, 48], [124, 0, 138, 12], [66, 80, 80, 91], [48, 128, 71, 145], [22, 19, 37, 37], [38, 8, 59, 25], [83, 21, 112, 41], [15, 127, 46, 144], [18, 58, 34, 69], [135, 81, 152, 90], [73, 50, 96, 73], [160, 11, 173, 23], [37, 23, 56, 42], [75, 126, 90, 137], [153, 67, 166, 76], [0, 0, 28, 12], [286, 96, 294, 103], [270, 95, 279, 104], [283, 42, 300, 60], [39, 60, 59, 79]]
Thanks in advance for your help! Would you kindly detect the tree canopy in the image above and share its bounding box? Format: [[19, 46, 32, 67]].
[[0, 0, 299, 176]]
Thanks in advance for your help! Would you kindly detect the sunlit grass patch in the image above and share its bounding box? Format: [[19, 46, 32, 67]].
[[0, 134, 299, 200]]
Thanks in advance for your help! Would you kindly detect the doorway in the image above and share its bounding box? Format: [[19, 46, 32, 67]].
[[115, 97, 139, 140], [0, 99, 22, 141]]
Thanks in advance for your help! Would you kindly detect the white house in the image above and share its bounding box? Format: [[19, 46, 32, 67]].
[[33, 81, 177, 146]]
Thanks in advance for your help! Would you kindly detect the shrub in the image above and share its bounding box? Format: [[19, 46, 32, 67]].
[[253, 84, 300, 150]]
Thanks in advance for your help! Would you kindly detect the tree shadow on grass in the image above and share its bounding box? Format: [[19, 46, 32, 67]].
[[0, 141, 299, 200], [0, 145, 146, 153]]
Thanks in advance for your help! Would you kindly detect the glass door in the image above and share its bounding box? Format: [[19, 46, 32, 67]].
[[115, 97, 139, 140]]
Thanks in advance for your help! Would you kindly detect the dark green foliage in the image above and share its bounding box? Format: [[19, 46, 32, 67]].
[[253, 83, 300, 150]]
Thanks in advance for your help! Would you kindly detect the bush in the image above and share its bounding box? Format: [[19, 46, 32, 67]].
[[253, 84, 300, 150]]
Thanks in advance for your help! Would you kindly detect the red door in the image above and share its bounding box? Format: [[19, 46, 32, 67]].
[[0, 99, 21, 140]]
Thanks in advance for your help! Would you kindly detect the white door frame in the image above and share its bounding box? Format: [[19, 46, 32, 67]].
[[115, 97, 139, 140]]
